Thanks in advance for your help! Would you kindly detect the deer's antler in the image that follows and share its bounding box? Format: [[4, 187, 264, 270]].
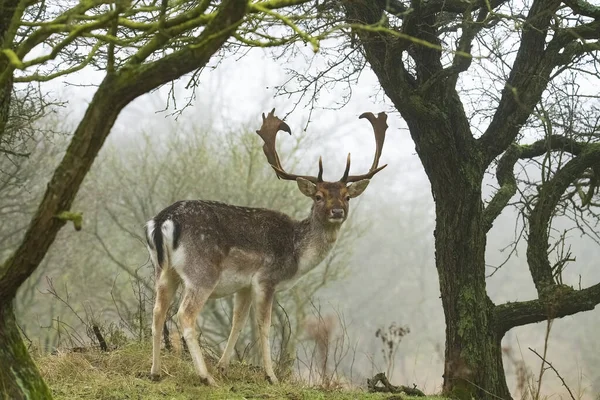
[[340, 112, 388, 183], [256, 109, 323, 183], [258, 109, 388, 183]]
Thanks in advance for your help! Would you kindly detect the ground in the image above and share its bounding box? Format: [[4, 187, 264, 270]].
[[35, 343, 446, 400]]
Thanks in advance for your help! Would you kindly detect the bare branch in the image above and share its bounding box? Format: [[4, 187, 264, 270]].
[[563, 0, 600, 19], [478, 0, 562, 162], [495, 283, 600, 333], [527, 143, 600, 294], [484, 135, 588, 232]]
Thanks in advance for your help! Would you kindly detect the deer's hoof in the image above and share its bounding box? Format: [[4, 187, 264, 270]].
[[216, 362, 229, 374], [149, 373, 161, 382], [266, 374, 279, 385], [201, 375, 217, 387]]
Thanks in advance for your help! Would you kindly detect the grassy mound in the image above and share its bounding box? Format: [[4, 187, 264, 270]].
[[36, 343, 445, 399]]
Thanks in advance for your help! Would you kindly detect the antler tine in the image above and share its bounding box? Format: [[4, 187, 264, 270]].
[[340, 153, 351, 182], [256, 109, 322, 183], [342, 111, 389, 183], [317, 157, 324, 182]]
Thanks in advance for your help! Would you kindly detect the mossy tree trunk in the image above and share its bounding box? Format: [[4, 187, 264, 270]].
[[405, 113, 511, 399], [0, 0, 17, 144], [341, 1, 600, 398], [431, 166, 510, 399], [0, 301, 52, 400], [0, 1, 248, 398]]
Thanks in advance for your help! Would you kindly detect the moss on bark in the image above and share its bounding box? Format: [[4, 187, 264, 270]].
[[0, 302, 52, 400]]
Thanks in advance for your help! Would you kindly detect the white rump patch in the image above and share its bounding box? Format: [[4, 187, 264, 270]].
[[161, 220, 175, 247], [146, 220, 155, 241], [145, 220, 159, 269], [171, 243, 186, 270]]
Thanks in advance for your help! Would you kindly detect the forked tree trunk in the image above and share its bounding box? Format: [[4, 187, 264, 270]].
[[0, 301, 52, 399], [432, 174, 511, 400]]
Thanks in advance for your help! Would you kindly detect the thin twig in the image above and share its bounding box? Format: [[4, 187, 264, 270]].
[[535, 318, 554, 400], [0, 148, 31, 157], [528, 347, 576, 400]]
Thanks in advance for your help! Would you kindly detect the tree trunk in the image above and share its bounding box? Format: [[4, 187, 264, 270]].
[[0, 69, 11, 139], [0, 0, 17, 142], [0, 301, 52, 400], [432, 174, 511, 400]]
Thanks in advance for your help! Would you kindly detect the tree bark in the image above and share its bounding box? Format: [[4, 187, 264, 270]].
[[0, 63, 11, 144], [432, 174, 511, 400], [388, 104, 512, 399], [0, 300, 52, 400], [410, 112, 511, 399], [401, 99, 513, 400], [0, 0, 18, 142]]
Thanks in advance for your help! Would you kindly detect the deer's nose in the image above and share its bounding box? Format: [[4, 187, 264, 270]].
[[330, 208, 345, 219]]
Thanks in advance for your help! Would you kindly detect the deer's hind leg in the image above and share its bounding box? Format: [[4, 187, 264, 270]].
[[150, 267, 180, 380], [177, 281, 218, 386]]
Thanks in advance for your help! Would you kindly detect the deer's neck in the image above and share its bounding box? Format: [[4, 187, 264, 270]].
[[294, 215, 341, 276]]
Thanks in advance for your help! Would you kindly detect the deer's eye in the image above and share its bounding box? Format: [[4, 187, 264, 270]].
[[315, 194, 323, 202], [345, 196, 351, 201]]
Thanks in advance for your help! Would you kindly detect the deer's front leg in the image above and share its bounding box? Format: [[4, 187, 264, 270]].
[[253, 284, 278, 384], [217, 287, 252, 373]]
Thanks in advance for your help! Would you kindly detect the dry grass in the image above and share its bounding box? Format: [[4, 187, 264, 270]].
[[36, 342, 445, 400]]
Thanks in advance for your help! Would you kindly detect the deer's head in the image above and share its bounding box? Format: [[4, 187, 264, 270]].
[[257, 109, 388, 226]]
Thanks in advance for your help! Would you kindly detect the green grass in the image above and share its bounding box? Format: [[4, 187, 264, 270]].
[[36, 343, 445, 400]]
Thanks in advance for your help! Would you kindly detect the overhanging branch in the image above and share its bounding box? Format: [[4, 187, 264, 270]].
[[562, 0, 600, 19], [382, 0, 509, 18], [495, 282, 600, 334], [519, 135, 585, 158]]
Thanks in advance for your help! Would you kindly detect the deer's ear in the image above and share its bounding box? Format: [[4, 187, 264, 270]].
[[296, 177, 317, 197], [347, 179, 370, 198]]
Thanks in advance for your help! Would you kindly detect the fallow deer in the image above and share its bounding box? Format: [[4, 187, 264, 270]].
[[145, 109, 388, 385]]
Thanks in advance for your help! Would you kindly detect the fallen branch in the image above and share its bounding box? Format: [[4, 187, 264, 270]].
[[367, 372, 426, 396], [92, 324, 108, 351]]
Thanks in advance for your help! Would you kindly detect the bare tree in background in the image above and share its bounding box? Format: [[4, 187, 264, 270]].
[[268, 1, 600, 398]]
